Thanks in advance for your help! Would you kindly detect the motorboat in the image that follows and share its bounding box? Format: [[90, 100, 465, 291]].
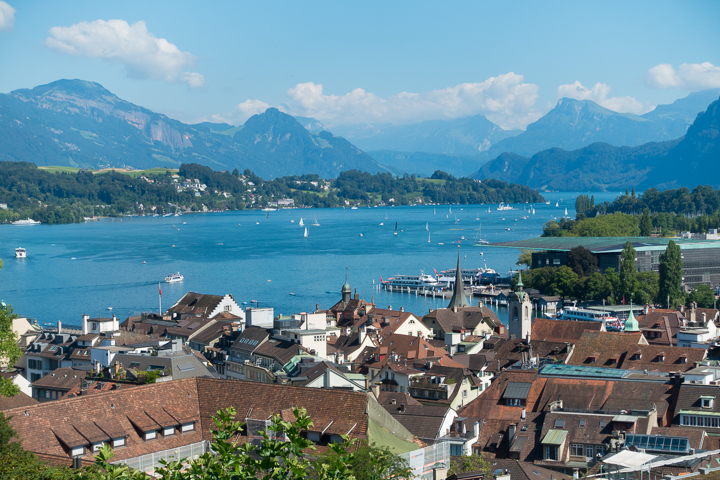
[[15, 247, 26, 258], [497, 204, 513, 211], [165, 272, 184, 283], [11, 219, 40, 225]]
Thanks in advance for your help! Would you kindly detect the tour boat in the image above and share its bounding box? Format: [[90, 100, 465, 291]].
[[497, 203, 513, 211], [11, 219, 41, 225], [351, 206, 358, 210], [548, 306, 621, 330], [15, 247, 26, 258], [165, 272, 184, 283], [381, 272, 441, 290]]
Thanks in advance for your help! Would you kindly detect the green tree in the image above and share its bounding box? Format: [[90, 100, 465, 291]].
[[658, 240, 684, 308], [516, 249, 533, 269], [567, 246, 598, 277], [640, 208, 652, 236], [635, 271, 660, 306], [604, 268, 621, 304], [0, 412, 76, 480], [315, 442, 411, 480], [448, 455, 492, 477], [618, 241, 638, 304], [688, 284, 716, 309], [0, 257, 22, 398]]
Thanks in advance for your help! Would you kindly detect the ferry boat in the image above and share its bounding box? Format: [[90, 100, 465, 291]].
[[11, 219, 41, 225], [15, 247, 26, 258], [437, 265, 499, 285], [548, 306, 622, 330], [381, 272, 441, 290], [497, 203, 513, 211], [165, 272, 184, 283]]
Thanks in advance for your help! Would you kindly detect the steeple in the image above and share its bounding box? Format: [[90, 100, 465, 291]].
[[341, 274, 352, 303], [517, 271, 524, 290], [447, 251, 469, 310], [624, 300, 639, 333]]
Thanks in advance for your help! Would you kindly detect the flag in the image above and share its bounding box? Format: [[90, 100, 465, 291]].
[[159, 283, 162, 296], [433, 268, 439, 276], [622, 296, 625, 305]]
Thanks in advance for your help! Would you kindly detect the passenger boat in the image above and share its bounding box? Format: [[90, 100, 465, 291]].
[[15, 247, 26, 258], [548, 306, 622, 330], [165, 272, 184, 283], [11, 219, 41, 225], [497, 203, 513, 211], [381, 272, 441, 290]]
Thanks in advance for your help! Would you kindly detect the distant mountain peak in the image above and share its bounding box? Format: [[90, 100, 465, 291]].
[[13, 79, 119, 102]]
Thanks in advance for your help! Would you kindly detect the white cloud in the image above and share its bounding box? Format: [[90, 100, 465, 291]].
[[646, 62, 720, 90], [556, 81, 650, 115], [45, 19, 204, 88], [211, 99, 270, 124], [278, 73, 541, 129], [0, 1, 16, 31]]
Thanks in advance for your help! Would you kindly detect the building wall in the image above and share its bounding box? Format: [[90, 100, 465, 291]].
[[210, 295, 245, 320]]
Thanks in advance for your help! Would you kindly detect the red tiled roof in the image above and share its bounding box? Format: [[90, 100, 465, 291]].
[[530, 318, 603, 343]]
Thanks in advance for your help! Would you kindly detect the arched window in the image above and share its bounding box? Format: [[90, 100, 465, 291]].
[[512, 306, 519, 321]]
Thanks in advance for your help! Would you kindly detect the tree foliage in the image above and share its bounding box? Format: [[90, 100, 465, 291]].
[[640, 208, 653, 236], [80, 407, 411, 480], [688, 284, 716, 309], [567, 246, 598, 277], [516, 250, 533, 269], [0, 257, 22, 397], [542, 213, 640, 237], [448, 455, 492, 477], [619, 242, 638, 304], [658, 240, 684, 308]]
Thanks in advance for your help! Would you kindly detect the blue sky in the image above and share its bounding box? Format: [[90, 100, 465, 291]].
[[1, 1, 719, 129]]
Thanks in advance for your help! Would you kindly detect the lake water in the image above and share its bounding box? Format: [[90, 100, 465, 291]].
[[0, 191, 621, 326]]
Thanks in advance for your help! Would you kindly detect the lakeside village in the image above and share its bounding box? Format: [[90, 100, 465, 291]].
[[5, 240, 720, 479]]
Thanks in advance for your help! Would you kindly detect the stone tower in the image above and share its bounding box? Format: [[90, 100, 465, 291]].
[[447, 252, 469, 310], [508, 271, 533, 341]]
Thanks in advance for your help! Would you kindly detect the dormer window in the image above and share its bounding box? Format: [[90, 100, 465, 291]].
[[657, 353, 665, 362], [181, 422, 195, 433], [680, 355, 687, 364], [92, 442, 104, 452], [701, 396, 715, 409], [145, 430, 157, 441], [633, 352, 642, 360], [71, 446, 85, 457], [163, 426, 176, 436], [112, 437, 125, 448]]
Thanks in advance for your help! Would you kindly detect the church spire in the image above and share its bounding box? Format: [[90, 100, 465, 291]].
[[447, 250, 469, 310], [517, 271, 524, 290]]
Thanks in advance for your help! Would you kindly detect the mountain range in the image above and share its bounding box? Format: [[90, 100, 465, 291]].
[[0, 80, 387, 179], [475, 94, 720, 191]]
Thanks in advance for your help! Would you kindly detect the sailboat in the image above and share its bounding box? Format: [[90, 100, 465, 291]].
[[385, 213, 388, 220], [564, 207, 568, 216], [299, 218, 304, 226], [425, 222, 429, 231], [449, 206, 452, 213], [266, 211, 269, 218], [312, 216, 320, 226], [473, 222, 489, 246], [434, 208, 436, 214], [555, 202, 559, 207], [394, 222, 398, 236], [304, 227, 308, 238], [428, 232, 431, 243]]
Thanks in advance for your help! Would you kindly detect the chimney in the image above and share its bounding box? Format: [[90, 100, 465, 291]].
[[388, 305, 392, 310], [371, 382, 380, 399], [359, 326, 367, 344], [399, 306, 404, 313], [508, 423, 516, 444], [57, 321, 62, 333], [474, 421, 480, 438], [522, 408, 526, 420], [315, 303, 319, 312], [644, 304, 649, 315], [690, 302, 697, 325], [82, 314, 89, 335], [703, 312, 707, 325], [391, 398, 397, 405], [400, 403, 406, 413]]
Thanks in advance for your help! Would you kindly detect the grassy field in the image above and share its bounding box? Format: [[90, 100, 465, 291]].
[[39, 166, 179, 176]]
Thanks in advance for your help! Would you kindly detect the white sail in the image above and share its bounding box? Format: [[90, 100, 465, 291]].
[[312, 216, 320, 226], [428, 232, 431, 243], [564, 207, 568, 215], [425, 222, 429, 231], [299, 218, 304, 226], [304, 227, 308, 238]]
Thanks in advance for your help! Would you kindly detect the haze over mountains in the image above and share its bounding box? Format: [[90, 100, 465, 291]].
[[0, 80, 387, 179], [0, 79, 718, 189], [476, 94, 720, 191]]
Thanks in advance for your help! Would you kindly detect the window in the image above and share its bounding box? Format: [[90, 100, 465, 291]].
[[545, 446, 558, 461], [145, 430, 157, 440], [506, 398, 523, 406], [579, 420, 586, 427], [31, 373, 41, 382], [163, 427, 175, 436], [599, 421, 607, 428], [450, 444, 463, 456], [702, 398, 714, 408], [71, 446, 84, 457], [462, 390, 468, 398], [571, 444, 583, 456], [224, 305, 231, 312], [586, 445, 594, 459], [112, 437, 125, 447], [92, 442, 104, 452], [181, 422, 195, 432], [596, 445, 604, 456], [554, 419, 565, 428]]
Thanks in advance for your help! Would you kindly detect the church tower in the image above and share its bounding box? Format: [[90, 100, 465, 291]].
[[508, 272, 532, 341], [447, 252, 469, 310], [341, 276, 352, 304]]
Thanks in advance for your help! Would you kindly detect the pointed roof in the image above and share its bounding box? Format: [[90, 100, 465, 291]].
[[447, 252, 469, 310], [624, 307, 639, 332], [342, 275, 351, 294]]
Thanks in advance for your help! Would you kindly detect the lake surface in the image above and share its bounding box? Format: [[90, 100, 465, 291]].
[[0, 191, 620, 326]]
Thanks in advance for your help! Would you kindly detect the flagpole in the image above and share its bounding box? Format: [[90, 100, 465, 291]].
[[159, 282, 162, 315]]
